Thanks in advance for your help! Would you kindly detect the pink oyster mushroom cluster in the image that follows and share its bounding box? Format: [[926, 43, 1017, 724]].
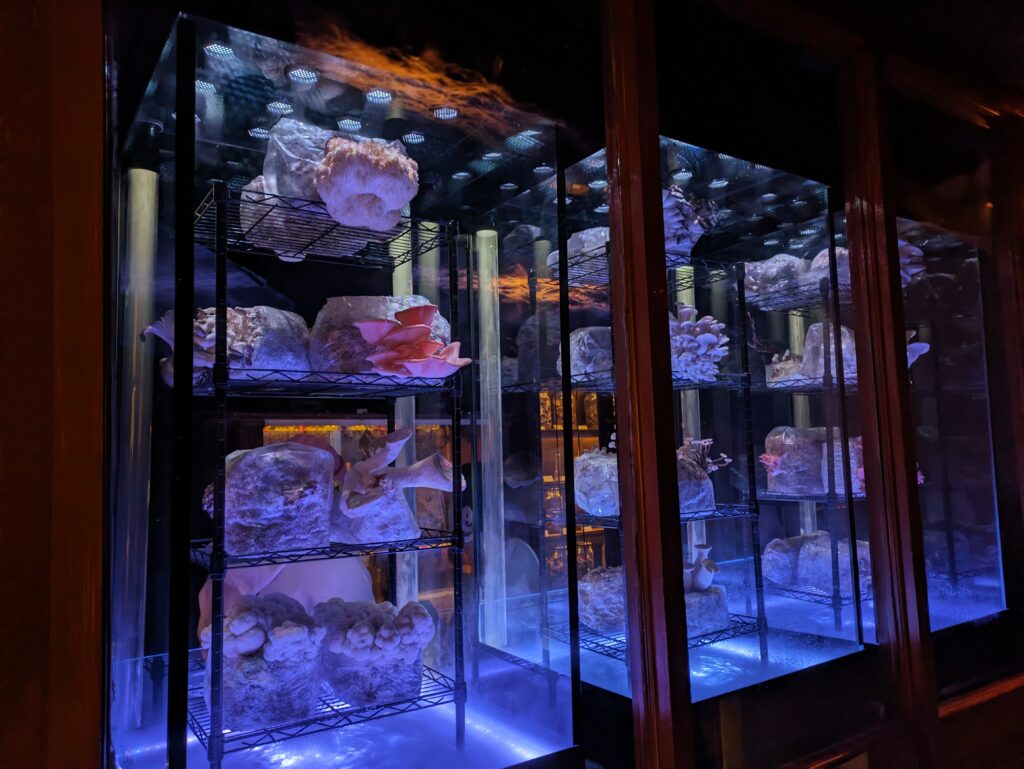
[[353, 304, 471, 378]]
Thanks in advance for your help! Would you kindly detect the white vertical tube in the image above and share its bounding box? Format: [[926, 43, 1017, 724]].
[[788, 313, 816, 533], [392, 221, 419, 606], [676, 266, 705, 560], [476, 229, 507, 646], [113, 168, 158, 729]]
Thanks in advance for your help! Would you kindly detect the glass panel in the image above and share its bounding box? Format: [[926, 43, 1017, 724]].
[[519, 138, 869, 710], [652, 9, 893, 764], [108, 30, 177, 768], [900, 218, 1006, 630], [887, 93, 1015, 693], [108, 15, 575, 768]]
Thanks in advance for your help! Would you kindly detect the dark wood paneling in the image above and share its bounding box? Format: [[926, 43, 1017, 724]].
[[839, 48, 938, 766], [937, 674, 1024, 768], [47, 0, 106, 765], [0, 1, 105, 767], [600, 0, 694, 766], [0, 3, 56, 764]]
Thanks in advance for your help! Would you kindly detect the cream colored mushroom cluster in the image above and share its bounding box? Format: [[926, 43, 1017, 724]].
[[314, 598, 434, 665], [668, 305, 729, 382], [199, 593, 324, 663], [314, 136, 419, 232]]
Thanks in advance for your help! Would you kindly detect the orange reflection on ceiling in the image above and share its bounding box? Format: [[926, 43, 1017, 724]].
[[297, 24, 551, 140]]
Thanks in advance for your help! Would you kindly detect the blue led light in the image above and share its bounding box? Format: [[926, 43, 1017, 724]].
[[402, 131, 425, 145], [671, 170, 693, 184], [708, 178, 729, 189], [533, 164, 553, 175], [337, 118, 361, 132], [451, 171, 472, 181], [195, 79, 216, 94], [588, 179, 609, 190], [203, 43, 234, 59], [366, 89, 393, 104], [286, 66, 319, 85], [594, 203, 610, 214], [506, 129, 543, 152], [267, 101, 293, 116], [500, 182, 519, 192], [760, 192, 778, 202], [433, 106, 458, 120], [482, 151, 503, 161], [248, 127, 270, 140]]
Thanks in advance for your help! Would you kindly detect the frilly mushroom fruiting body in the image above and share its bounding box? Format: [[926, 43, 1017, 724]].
[[669, 305, 729, 382], [332, 427, 463, 543], [663, 185, 718, 259], [354, 304, 471, 379], [141, 305, 310, 386]]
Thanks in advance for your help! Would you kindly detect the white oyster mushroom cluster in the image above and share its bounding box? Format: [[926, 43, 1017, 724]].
[[669, 305, 729, 382], [142, 305, 310, 386], [200, 593, 324, 662], [898, 239, 926, 286], [315, 599, 434, 665], [662, 186, 718, 260]]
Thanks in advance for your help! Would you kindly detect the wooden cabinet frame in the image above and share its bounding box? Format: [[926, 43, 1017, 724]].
[[599, 0, 1024, 767]]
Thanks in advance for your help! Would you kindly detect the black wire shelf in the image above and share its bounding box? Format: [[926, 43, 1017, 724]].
[[750, 375, 858, 394], [193, 368, 456, 399], [504, 371, 746, 395], [746, 279, 852, 315], [187, 665, 456, 754], [679, 504, 758, 523], [194, 186, 447, 268], [474, 642, 566, 681], [543, 621, 627, 662], [549, 242, 709, 287], [546, 504, 756, 530], [191, 529, 457, 569], [544, 611, 760, 658], [758, 491, 867, 505], [686, 613, 760, 650], [767, 582, 870, 608]]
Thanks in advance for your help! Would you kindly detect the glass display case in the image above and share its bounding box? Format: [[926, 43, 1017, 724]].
[[487, 136, 871, 707], [108, 15, 578, 769], [886, 93, 1018, 694]]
